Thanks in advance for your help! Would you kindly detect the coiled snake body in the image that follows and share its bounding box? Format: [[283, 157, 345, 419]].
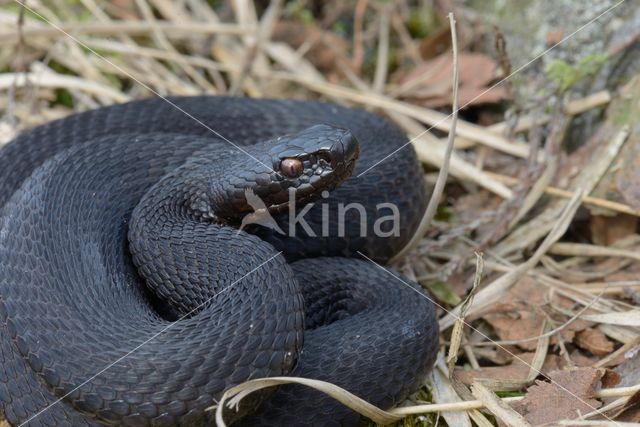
[[0, 97, 438, 426]]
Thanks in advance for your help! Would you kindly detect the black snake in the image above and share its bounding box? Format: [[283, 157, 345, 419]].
[[0, 97, 438, 426]]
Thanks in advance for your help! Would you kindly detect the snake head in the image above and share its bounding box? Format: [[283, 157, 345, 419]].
[[217, 124, 359, 223], [263, 124, 359, 214]]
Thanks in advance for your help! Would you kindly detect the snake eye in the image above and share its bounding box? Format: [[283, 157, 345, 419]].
[[280, 158, 303, 178]]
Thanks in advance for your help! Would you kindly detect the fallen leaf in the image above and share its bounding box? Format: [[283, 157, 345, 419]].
[[454, 352, 564, 387], [480, 277, 588, 350], [513, 367, 605, 425], [575, 328, 615, 356], [419, 26, 451, 59], [393, 53, 507, 108], [601, 369, 621, 388], [590, 214, 638, 246], [483, 310, 545, 351], [272, 21, 350, 77], [615, 390, 640, 422], [570, 349, 600, 367]]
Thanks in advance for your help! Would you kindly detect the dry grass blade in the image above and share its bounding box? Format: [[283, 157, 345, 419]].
[[580, 311, 640, 326], [470, 382, 531, 427], [453, 90, 611, 148], [549, 242, 640, 262], [0, 21, 254, 45], [0, 71, 129, 102], [430, 355, 473, 427], [526, 319, 550, 383], [210, 377, 402, 427], [397, 120, 513, 198], [372, 4, 390, 94], [391, 12, 459, 262], [228, 0, 282, 94], [447, 252, 483, 374]]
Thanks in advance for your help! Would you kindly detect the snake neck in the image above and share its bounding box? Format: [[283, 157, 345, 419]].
[[127, 155, 260, 316], [126, 125, 358, 317]]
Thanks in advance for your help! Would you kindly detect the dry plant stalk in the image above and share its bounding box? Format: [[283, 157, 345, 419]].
[[447, 252, 483, 374], [391, 12, 460, 262]]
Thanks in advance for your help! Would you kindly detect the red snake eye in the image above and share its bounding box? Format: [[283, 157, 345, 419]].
[[280, 158, 303, 178]]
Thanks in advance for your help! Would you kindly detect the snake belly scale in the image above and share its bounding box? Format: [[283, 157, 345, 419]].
[[0, 97, 438, 426]]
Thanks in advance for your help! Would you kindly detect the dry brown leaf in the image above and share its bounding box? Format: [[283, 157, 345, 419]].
[[484, 311, 545, 351], [454, 352, 565, 387], [394, 53, 507, 108], [615, 390, 640, 422], [272, 20, 350, 77], [601, 369, 622, 388], [419, 26, 451, 59], [453, 192, 502, 228], [575, 328, 615, 356], [481, 277, 552, 351], [590, 214, 638, 246], [513, 367, 605, 425], [570, 349, 600, 367]]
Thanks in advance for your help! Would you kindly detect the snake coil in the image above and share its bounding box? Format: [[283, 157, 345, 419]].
[[0, 97, 438, 426]]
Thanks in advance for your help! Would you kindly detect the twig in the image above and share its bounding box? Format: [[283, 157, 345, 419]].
[[390, 12, 459, 262]]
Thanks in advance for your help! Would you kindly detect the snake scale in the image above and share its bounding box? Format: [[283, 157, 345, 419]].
[[0, 97, 438, 426]]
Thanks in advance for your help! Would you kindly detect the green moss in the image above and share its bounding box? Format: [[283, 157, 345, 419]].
[[611, 97, 632, 126], [53, 88, 74, 108], [609, 78, 640, 126], [283, 0, 315, 25], [545, 53, 608, 93], [422, 281, 461, 306], [406, 10, 436, 38]]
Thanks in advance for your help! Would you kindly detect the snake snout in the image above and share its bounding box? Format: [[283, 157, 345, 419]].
[[330, 130, 359, 169]]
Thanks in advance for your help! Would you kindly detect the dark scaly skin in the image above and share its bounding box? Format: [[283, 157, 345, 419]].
[[0, 97, 438, 426]]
